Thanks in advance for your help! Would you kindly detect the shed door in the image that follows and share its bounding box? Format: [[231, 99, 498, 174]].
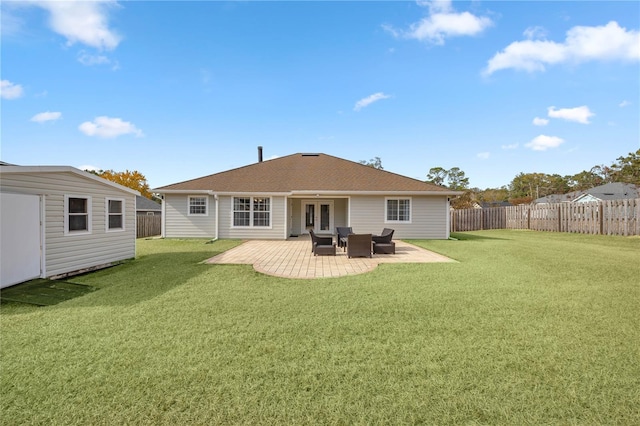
[[1, 193, 42, 288]]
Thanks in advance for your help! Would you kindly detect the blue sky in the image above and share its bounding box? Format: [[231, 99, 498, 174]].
[[2, 1, 639, 190]]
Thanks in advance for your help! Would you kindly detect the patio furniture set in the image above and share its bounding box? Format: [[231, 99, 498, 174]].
[[310, 228, 396, 258]]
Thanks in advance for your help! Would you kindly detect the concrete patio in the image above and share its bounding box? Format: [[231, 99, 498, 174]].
[[206, 237, 455, 279]]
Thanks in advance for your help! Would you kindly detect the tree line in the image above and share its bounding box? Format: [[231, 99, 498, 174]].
[[427, 149, 639, 208], [363, 150, 639, 207]]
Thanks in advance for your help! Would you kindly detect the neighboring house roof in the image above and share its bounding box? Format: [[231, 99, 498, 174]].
[[534, 182, 639, 204], [0, 165, 140, 196], [136, 195, 162, 212], [155, 153, 460, 195], [574, 182, 639, 201], [534, 192, 583, 203], [136, 195, 161, 211]]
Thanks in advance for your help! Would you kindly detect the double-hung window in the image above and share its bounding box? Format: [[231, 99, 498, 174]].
[[107, 198, 124, 231], [188, 196, 208, 216], [65, 195, 92, 234], [233, 196, 271, 227], [386, 198, 411, 223]]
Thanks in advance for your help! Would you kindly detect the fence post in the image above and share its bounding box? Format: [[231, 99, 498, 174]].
[[599, 203, 604, 235]]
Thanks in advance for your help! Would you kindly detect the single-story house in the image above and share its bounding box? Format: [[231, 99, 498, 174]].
[[0, 164, 139, 288], [136, 195, 162, 216], [154, 152, 461, 241], [534, 182, 639, 204], [572, 182, 639, 203]]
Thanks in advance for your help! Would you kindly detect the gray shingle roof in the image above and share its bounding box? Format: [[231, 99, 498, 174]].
[[155, 153, 457, 194], [136, 195, 161, 211], [535, 182, 639, 203]]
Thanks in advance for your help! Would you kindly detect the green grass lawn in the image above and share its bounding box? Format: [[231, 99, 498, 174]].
[[2, 231, 639, 425]]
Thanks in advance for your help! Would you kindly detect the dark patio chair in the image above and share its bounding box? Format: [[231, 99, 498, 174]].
[[309, 229, 336, 256], [373, 228, 395, 254], [347, 234, 372, 258], [372, 228, 394, 244], [336, 226, 353, 251]]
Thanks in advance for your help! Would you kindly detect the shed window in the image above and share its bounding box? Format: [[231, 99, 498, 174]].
[[107, 198, 124, 231], [65, 195, 92, 234]]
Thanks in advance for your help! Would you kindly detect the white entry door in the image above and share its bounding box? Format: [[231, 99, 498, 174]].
[[1, 193, 42, 288], [302, 200, 334, 234]]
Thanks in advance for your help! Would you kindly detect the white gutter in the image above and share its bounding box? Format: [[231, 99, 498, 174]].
[[154, 189, 462, 197]]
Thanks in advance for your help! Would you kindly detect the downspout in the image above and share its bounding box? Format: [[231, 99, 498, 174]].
[[446, 197, 451, 239], [161, 195, 166, 238], [214, 193, 219, 240]]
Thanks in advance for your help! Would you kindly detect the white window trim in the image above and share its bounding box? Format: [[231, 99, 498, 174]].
[[188, 195, 209, 216], [64, 194, 92, 235], [384, 197, 412, 224], [231, 196, 273, 229], [106, 197, 125, 233]]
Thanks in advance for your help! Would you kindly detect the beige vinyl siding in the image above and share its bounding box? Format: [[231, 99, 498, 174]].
[[349, 195, 448, 239], [163, 194, 216, 238], [289, 199, 301, 236], [333, 198, 348, 229], [218, 195, 286, 240], [0, 171, 136, 277]]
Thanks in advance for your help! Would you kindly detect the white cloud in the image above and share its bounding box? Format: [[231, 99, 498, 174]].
[[547, 105, 594, 124], [384, 0, 492, 45], [501, 143, 519, 150], [32, 0, 121, 50], [477, 152, 490, 159], [525, 135, 565, 151], [523, 26, 548, 40], [484, 21, 639, 75], [533, 117, 549, 126], [31, 111, 62, 123], [354, 92, 391, 111], [77, 51, 111, 66], [619, 100, 631, 107], [0, 79, 24, 99], [78, 116, 143, 138]]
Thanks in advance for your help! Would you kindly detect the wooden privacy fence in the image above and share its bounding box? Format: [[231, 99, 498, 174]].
[[136, 215, 161, 238], [451, 198, 640, 236], [450, 207, 506, 232]]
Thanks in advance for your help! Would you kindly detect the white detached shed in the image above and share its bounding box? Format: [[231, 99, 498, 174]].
[[0, 165, 139, 288]]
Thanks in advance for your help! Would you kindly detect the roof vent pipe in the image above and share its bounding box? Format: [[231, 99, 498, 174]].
[[258, 146, 263, 162]]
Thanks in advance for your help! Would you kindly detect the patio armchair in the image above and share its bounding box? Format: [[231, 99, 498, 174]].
[[336, 226, 353, 251], [372, 228, 394, 244], [347, 233, 372, 258], [372, 228, 395, 254], [309, 229, 336, 256]]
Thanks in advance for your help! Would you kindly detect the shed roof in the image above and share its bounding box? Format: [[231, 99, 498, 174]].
[[0, 165, 140, 196], [155, 153, 459, 195]]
